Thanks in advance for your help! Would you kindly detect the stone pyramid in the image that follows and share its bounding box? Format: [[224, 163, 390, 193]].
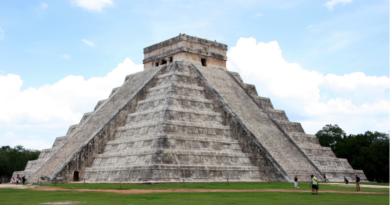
[[13, 34, 367, 183]]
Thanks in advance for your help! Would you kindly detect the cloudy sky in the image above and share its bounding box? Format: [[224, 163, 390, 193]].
[[0, 0, 388, 150]]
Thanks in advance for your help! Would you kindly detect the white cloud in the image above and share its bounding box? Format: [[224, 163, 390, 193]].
[[81, 39, 94, 47], [39, 3, 48, 9], [227, 37, 389, 134], [324, 0, 353, 11], [71, 0, 113, 12], [252, 12, 263, 18], [2, 132, 52, 150], [306, 25, 315, 29], [0, 58, 142, 150], [62, 54, 70, 59], [0, 28, 4, 40]]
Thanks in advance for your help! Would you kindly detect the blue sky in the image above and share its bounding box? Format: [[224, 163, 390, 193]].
[[0, 0, 388, 150]]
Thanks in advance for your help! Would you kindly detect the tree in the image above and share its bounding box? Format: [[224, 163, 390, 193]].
[[0, 145, 40, 179], [316, 124, 346, 150], [316, 125, 389, 182]]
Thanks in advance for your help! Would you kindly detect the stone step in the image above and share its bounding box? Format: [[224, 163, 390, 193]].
[[91, 152, 254, 168], [109, 86, 121, 97], [66, 124, 79, 135], [129, 106, 221, 118], [103, 138, 242, 154], [107, 134, 238, 146], [116, 120, 231, 138], [124, 74, 136, 83], [127, 106, 223, 126], [136, 98, 214, 113], [156, 72, 198, 85], [137, 95, 212, 105], [95, 148, 251, 159], [302, 148, 335, 155], [148, 83, 204, 92], [79, 111, 94, 124], [265, 108, 289, 121], [24, 159, 46, 171], [146, 83, 205, 98], [274, 120, 305, 133], [157, 72, 193, 79], [253, 96, 274, 109], [94, 99, 107, 111], [52, 136, 69, 149], [83, 165, 262, 182], [37, 148, 56, 159]]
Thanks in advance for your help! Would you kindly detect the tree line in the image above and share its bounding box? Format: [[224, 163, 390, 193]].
[[316, 124, 389, 182], [0, 145, 41, 181]]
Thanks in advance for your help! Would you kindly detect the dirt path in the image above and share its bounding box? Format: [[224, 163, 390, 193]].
[[0, 184, 36, 189], [326, 183, 389, 189], [31, 186, 387, 195]]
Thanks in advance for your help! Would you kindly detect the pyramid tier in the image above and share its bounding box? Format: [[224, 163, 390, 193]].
[[146, 83, 206, 99], [288, 132, 367, 181], [104, 134, 242, 153], [127, 106, 223, 127], [116, 120, 231, 139], [156, 71, 199, 85], [264, 108, 289, 121], [136, 95, 215, 113], [83, 164, 263, 182], [91, 148, 254, 167]]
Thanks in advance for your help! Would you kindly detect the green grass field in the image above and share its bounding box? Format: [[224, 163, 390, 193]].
[[1, 182, 388, 205], [40, 181, 389, 193]]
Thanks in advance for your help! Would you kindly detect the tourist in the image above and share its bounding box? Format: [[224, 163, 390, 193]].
[[294, 175, 299, 188], [10, 177, 15, 184], [323, 173, 327, 183], [344, 177, 349, 184], [355, 175, 360, 191], [22, 176, 26, 185], [309, 174, 319, 195], [16, 175, 19, 184]]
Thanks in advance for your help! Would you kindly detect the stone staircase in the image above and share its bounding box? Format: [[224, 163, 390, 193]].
[[82, 63, 262, 182]]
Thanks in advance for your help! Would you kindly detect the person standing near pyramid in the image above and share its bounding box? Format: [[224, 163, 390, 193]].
[[294, 175, 299, 188], [355, 175, 360, 191], [310, 174, 319, 195]]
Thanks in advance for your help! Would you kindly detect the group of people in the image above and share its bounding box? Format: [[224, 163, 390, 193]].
[[293, 174, 361, 194], [344, 175, 360, 191], [10, 174, 26, 185]]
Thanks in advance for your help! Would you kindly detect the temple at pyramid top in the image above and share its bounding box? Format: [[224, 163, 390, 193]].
[[143, 34, 228, 70]]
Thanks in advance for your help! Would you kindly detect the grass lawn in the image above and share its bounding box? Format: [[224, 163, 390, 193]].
[[0, 188, 388, 205], [360, 182, 389, 186], [40, 182, 389, 193]]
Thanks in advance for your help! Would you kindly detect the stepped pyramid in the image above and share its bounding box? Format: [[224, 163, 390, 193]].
[[13, 34, 367, 183]]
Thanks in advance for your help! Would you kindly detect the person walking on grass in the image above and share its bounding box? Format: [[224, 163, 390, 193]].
[[309, 175, 319, 195], [344, 177, 349, 184], [355, 175, 360, 191], [294, 175, 299, 188], [323, 173, 327, 183]]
